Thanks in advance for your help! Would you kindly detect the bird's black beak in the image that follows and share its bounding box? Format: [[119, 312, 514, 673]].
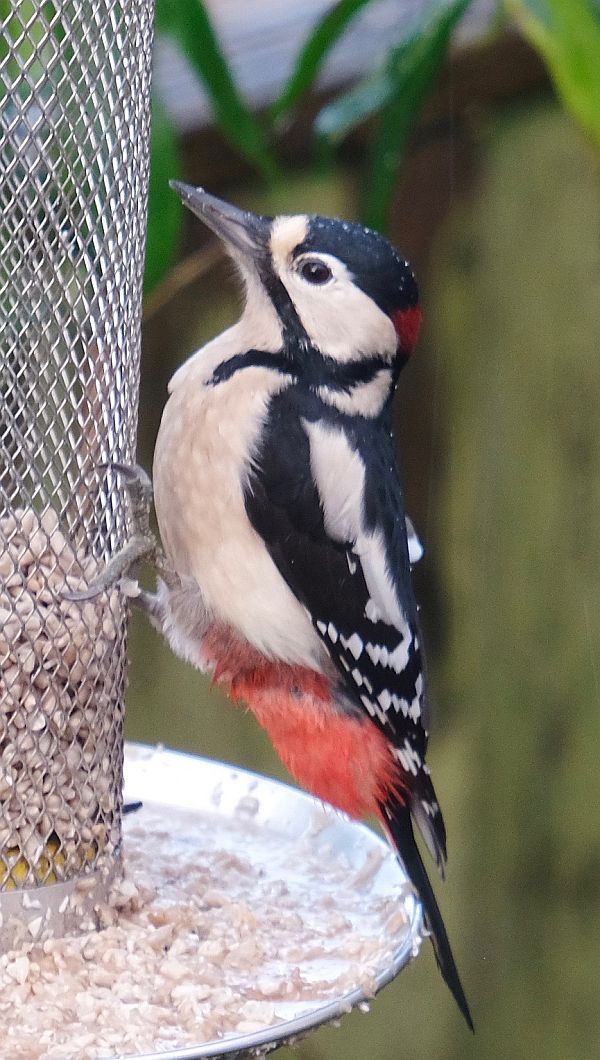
[[170, 182, 270, 261]]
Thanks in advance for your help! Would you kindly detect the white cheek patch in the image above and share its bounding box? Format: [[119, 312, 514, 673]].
[[282, 254, 397, 364]]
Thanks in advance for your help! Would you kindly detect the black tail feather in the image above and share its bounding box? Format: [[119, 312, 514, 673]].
[[384, 801, 474, 1032]]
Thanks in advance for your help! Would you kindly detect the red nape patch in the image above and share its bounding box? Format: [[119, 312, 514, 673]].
[[391, 305, 422, 356]]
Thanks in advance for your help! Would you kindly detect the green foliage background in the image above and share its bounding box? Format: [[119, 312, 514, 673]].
[[145, 0, 600, 295]]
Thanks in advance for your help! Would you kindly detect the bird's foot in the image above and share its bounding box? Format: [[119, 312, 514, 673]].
[[64, 463, 169, 616]]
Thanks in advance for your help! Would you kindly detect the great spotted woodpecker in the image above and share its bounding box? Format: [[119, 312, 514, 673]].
[[83, 184, 472, 1029]]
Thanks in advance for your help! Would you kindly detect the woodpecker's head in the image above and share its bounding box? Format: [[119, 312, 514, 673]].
[[171, 183, 421, 397]]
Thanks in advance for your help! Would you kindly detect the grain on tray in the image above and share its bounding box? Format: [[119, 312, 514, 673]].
[[0, 803, 412, 1059]]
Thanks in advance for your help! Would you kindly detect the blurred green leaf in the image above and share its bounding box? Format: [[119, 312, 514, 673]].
[[0, 1, 65, 98], [315, 66, 395, 143], [0, 2, 13, 77], [363, 0, 472, 232], [270, 0, 377, 126], [144, 93, 184, 296], [155, 0, 278, 180], [508, 0, 600, 150]]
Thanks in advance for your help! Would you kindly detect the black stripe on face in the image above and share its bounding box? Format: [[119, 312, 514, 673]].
[[210, 219, 395, 402], [209, 348, 391, 393], [209, 349, 292, 384], [256, 256, 312, 352]]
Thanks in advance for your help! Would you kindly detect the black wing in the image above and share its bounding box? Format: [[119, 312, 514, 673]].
[[245, 389, 445, 871]]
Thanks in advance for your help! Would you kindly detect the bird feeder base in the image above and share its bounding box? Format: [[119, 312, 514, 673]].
[[0, 742, 423, 1059], [0, 864, 116, 955]]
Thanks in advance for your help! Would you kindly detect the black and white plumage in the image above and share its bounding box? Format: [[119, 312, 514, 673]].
[[244, 387, 446, 867], [148, 184, 472, 1029]]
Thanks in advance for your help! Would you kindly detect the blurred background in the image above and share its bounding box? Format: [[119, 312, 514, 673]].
[[125, 1, 600, 1058]]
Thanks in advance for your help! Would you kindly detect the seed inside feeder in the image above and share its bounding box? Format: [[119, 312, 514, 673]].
[[0, 508, 122, 892]]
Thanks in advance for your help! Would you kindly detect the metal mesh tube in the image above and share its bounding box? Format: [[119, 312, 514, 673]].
[[0, 0, 154, 950]]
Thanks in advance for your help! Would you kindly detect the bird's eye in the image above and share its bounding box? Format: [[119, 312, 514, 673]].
[[299, 259, 332, 285]]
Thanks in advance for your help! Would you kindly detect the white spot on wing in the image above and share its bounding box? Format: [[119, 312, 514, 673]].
[[388, 639, 410, 674], [360, 694, 375, 717], [365, 598, 382, 623], [422, 800, 439, 818], [404, 739, 421, 775], [378, 689, 392, 712], [394, 747, 411, 772], [405, 516, 424, 564], [340, 632, 363, 660], [393, 741, 421, 776], [366, 642, 381, 666], [316, 620, 327, 635], [351, 668, 363, 687], [327, 622, 338, 644], [360, 694, 388, 726], [408, 674, 423, 722], [366, 637, 414, 678], [408, 697, 421, 722]]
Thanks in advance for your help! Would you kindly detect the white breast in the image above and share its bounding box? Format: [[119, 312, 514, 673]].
[[153, 351, 325, 669]]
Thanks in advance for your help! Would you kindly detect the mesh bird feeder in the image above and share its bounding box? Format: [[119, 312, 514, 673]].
[[0, 0, 154, 950]]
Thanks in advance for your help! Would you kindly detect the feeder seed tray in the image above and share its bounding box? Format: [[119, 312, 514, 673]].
[[0, 743, 423, 1059]]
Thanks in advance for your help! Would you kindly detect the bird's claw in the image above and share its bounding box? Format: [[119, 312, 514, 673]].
[[63, 463, 162, 603], [109, 462, 154, 536], [63, 536, 156, 601], [105, 461, 151, 488]]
